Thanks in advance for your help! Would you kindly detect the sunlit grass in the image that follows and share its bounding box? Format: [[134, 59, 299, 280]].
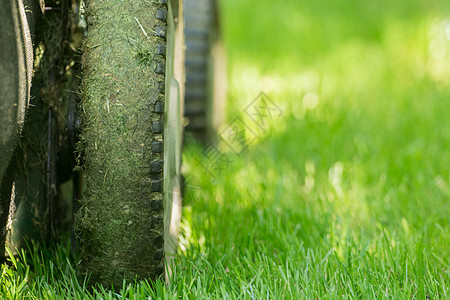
[[1, 0, 449, 298], [181, 0, 450, 297]]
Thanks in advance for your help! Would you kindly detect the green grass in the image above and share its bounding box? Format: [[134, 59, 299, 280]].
[[1, 0, 450, 298]]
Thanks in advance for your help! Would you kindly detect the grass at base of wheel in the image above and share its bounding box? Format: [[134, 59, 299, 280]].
[[75, 0, 165, 287]]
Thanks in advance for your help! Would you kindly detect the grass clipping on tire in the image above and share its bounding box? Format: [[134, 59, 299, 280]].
[[76, 0, 166, 286]]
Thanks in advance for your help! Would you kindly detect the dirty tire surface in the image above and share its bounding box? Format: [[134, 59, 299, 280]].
[[76, 0, 168, 286]]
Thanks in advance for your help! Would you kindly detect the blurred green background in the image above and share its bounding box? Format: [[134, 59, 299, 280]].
[[181, 0, 450, 297]]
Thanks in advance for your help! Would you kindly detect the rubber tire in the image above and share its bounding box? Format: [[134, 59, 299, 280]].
[[183, 0, 226, 142], [3, 0, 72, 255], [0, 0, 34, 257], [76, 0, 183, 286]]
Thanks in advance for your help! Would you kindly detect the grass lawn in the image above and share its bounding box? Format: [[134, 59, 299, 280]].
[[1, 0, 449, 298]]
